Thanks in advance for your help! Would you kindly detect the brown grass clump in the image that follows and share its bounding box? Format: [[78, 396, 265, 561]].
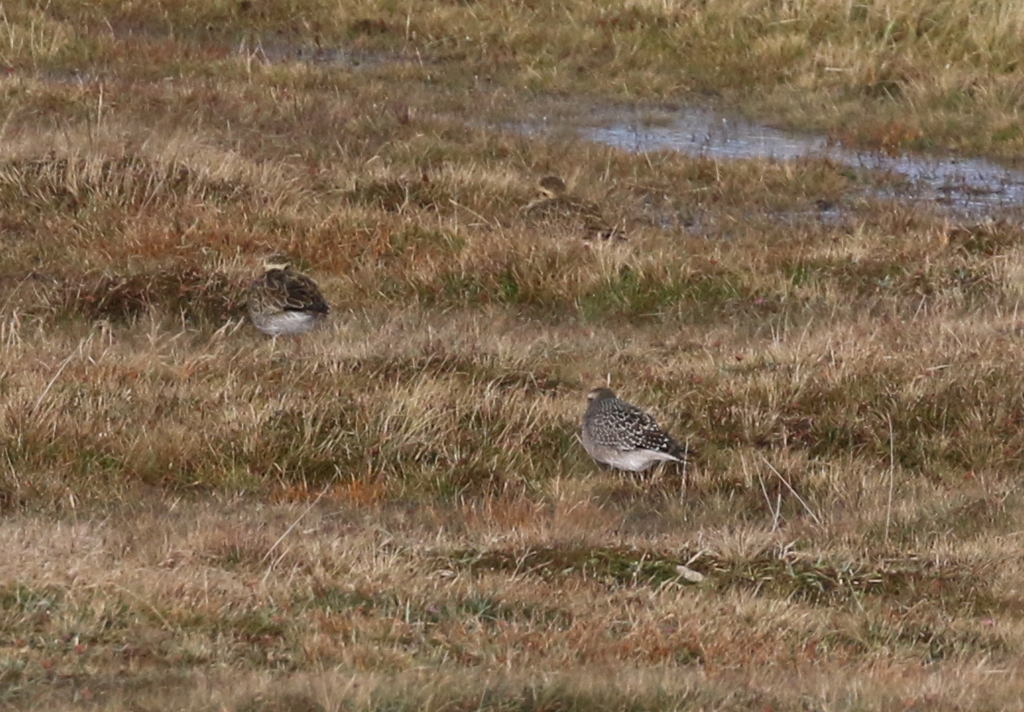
[[51, 263, 248, 323], [4, 1, 1024, 710]]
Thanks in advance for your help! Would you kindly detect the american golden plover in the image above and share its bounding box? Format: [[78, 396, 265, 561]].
[[247, 254, 330, 337], [536, 175, 571, 200], [525, 175, 625, 241], [580, 387, 688, 471]]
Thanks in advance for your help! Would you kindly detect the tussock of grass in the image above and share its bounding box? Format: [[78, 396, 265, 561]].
[[345, 178, 453, 214], [0, 154, 253, 209], [52, 263, 248, 323], [946, 219, 1024, 257]]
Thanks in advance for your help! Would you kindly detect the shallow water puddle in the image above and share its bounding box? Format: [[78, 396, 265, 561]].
[[562, 105, 1024, 215]]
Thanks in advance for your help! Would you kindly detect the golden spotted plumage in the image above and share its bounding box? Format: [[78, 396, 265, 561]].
[[525, 175, 626, 241], [247, 255, 330, 337], [580, 387, 688, 471]]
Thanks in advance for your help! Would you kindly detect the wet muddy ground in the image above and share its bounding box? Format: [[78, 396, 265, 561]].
[[524, 103, 1024, 219], [14, 32, 1023, 224]]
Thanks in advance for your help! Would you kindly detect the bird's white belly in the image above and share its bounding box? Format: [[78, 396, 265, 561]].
[[594, 447, 680, 472], [251, 310, 321, 336]]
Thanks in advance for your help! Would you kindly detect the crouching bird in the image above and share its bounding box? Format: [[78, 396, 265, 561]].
[[580, 387, 689, 471], [247, 254, 330, 339], [525, 175, 626, 242]]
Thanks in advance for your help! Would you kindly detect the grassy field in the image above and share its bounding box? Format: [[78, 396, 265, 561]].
[[4, 0, 1024, 709]]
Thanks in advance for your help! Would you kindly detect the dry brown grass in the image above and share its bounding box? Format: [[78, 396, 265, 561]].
[[5, 0, 1024, 154], [4, 496, 1024, 710], [4, 1, 1024, 710]]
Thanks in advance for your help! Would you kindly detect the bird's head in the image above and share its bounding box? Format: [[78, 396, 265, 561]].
[[538, 175, 568, 199], [262, 254, 293, 272], [587, 387, 617, 402]]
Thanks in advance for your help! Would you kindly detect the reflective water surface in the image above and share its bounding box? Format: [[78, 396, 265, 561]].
[[550, 105, 1024, 216]]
